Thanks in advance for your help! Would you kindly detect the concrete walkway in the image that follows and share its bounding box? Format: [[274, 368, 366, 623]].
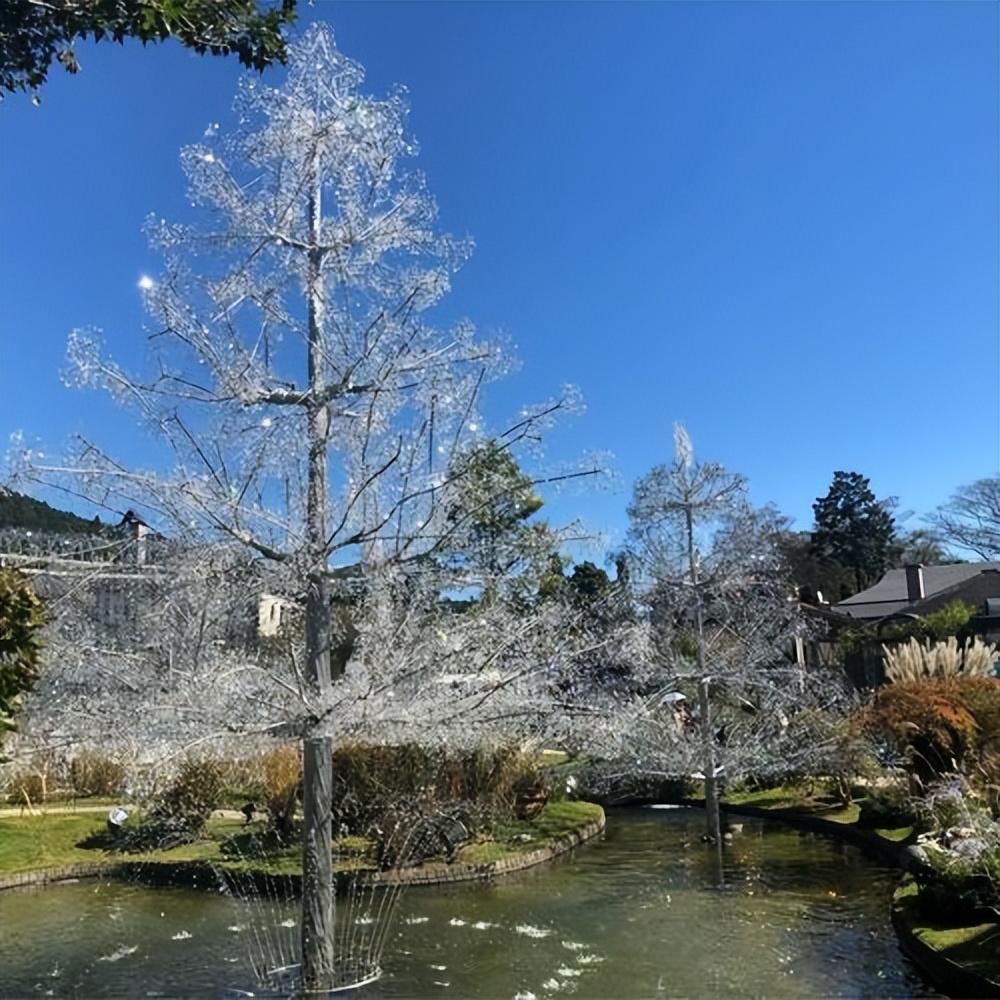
[[0, 803, 248, 820]]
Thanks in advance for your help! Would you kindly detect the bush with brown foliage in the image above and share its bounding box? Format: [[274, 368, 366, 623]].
[[3, 768, 47, 806], [863, 677, 1000, 786], [260, 743, 301, 838]]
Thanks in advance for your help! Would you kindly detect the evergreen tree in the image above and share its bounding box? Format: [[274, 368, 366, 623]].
[[442, 440, 556, 599], [0, 489, 104, 535], [810, 471, 896, 596], [566, 561, 612, 602], [446, 441, 543, 568]]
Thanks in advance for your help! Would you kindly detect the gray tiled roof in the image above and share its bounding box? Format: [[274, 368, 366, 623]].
[[833, 562, 1000, 619]]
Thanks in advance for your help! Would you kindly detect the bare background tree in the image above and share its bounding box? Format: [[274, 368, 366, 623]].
[[929, 477, 1000, 560]]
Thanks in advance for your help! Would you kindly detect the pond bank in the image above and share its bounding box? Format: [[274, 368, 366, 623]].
[[892, 879, 1000, 999]]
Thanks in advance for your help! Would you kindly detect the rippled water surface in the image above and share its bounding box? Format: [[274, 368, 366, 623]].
[[0, 807, 933, 998]]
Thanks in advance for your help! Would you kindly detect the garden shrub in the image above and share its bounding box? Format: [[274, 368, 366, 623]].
[[330, 743, 537, 835], [914, 776, 991, 833], [917, 797, 1000, 918], [70, 752, 125, 798], [512, 769, 549, 819], [765, 709, 879, 804], [922, 601, 980, 641], [959, 680, 1000, 752], [371, 796, 492, 869], [119, 757, 226, 850], [838, 601, 979, 663], [919, 850, 1000, 919], [216, 757, 265, 800], [975, 750, 1000, 817], [156, 757, 226, 831], [857, 779, 918, 829], [152, 757, 226, 833]]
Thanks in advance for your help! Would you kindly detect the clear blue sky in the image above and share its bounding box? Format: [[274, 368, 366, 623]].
[[1, 1, 997, 555]]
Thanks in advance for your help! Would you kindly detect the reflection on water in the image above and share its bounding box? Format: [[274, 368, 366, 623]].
[[0, 807, 933, 998]]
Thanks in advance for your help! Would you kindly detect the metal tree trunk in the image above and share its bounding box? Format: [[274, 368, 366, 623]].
[[300, 167, 337, 990], [697, 674, 722, 844], [301, 559, 334, 986], [685, 503, 722, 844], [301, 730, 334, 987]]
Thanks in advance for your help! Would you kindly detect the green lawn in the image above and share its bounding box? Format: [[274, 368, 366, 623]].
[[722, 783, 816, 809], [0, 813, 105, 873], [0, 800, 603, 879], [874, 824, 914, 842], [723, 783, 858, 819], [457, 800, 603, 866], [0, 813, 250, 874]]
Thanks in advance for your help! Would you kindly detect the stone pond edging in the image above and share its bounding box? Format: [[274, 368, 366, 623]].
[[0, 808, 606, 895], [368, 810, 606, 887], [665, 797, 1000, 999], [0, 861, 115, 891]]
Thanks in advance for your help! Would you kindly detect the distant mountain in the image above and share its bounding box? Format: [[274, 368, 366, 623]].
[[0, 489, 105, 535]]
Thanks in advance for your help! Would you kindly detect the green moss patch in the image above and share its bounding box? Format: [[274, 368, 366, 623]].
[[894, 879, 1000, 982], [722, 786, 862, 824], [874, 825, 914, 843], [720, 786, 917, 844]]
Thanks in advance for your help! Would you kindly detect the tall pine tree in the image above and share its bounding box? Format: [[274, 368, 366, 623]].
[[811, 471, 897, 596]]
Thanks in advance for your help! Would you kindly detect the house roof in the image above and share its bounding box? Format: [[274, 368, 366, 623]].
[[833, 563, 1000, 619], [798, 601, 856, 625]]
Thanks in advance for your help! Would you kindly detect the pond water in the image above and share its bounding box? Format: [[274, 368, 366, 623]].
[[0, 807, 933, 999]]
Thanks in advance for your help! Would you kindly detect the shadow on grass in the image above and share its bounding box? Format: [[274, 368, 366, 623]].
[[219, 826, 296, 859]]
